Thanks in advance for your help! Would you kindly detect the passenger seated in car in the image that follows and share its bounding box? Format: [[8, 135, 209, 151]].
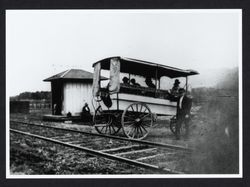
[[130, 78, 141, 87], [170, 79, 180, 96], [122, 77, 130, 85], [145, 77, 156, 88]]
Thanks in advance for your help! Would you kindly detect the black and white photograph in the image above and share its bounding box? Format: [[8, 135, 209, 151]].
[[6, 9, 242, 178]]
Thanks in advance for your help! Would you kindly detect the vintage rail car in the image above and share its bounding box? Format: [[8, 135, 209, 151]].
[[92, 57, 198, 139]]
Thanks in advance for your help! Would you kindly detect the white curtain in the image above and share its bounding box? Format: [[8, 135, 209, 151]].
[[92, 62, 101, 97], [109, 58, 120, 93]]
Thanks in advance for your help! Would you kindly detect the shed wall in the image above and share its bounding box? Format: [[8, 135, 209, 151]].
[[62, 82, 93, 116]]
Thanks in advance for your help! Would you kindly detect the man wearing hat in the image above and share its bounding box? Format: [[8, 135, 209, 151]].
[[171, 79, 181, 96], [175, 88, 192, 140]]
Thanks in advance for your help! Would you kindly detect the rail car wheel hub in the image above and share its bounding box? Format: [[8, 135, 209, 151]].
[[135, 118, 141, 122]]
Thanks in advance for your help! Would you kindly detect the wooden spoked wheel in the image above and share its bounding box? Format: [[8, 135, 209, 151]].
[[121, 102, 153, 140], [94, 107, 121, 135]]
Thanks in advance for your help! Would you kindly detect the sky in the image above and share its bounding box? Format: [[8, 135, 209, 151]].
[[6, 10, 241, 96]]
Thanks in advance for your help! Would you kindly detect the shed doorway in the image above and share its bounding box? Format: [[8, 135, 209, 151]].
[[52, 80, 63, 115]]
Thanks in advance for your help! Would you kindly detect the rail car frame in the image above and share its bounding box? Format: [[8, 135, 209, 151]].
[[92, 56, 198, 140]]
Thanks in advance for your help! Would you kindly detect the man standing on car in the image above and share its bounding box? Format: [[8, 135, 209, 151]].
[[175, 88, 192, 140]]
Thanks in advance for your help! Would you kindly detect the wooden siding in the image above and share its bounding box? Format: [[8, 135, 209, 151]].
[[62, 82, 93, 116], [99, 93, 177, 116]]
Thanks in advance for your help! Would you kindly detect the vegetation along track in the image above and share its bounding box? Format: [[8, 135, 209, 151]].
[[10, 120, 192, 174]]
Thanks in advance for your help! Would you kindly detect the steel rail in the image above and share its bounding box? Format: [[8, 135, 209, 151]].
[[10, 120, 193, 152], [10, 128, 183, 174]]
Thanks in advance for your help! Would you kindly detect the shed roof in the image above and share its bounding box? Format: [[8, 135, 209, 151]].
[[44, 69, 107, 82]]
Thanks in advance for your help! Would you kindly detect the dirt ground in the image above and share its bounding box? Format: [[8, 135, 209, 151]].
[[9, 112, 192, 175]]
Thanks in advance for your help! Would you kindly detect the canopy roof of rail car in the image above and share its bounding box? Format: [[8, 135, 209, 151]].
[[92, 56, 199, 79]]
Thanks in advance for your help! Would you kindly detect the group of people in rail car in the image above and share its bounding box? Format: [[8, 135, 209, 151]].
[[122, 76, 185, 96], [122, 76, 156, 89]]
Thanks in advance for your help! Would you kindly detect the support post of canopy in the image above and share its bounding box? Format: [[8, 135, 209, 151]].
[[117, 93, 119, 110], [185, 76, 188, 92], [51, 83, 54, 114], [154, 66, 158, 98], [159, 78, 161, 90], [155, 66, 158, 89]]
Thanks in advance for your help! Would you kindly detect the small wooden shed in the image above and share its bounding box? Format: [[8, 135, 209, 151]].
[[44, 69, 106, 116]]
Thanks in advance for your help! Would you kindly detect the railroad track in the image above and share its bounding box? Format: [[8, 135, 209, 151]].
[[10, 120, 192, 174]]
